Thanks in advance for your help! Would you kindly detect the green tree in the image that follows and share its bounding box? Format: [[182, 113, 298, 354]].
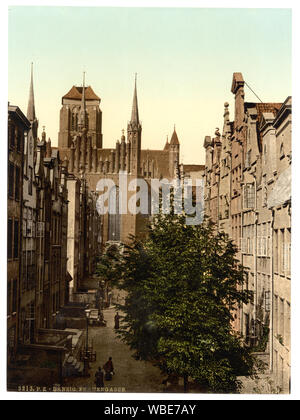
[[99, 212, 263, 393]]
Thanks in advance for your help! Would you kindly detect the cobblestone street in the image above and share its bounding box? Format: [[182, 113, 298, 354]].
[[64, 307, 173, 393]]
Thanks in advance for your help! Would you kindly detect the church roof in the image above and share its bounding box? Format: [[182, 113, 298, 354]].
[[130, 75, 139, 124], [63, 85, 100, 101], [27, 63, 36, 122], [170, 129, 179, 145]]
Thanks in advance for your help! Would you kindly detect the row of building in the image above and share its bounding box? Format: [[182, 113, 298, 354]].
[[8, 66, 203, 387], [203, 72, 291, 393], [7, 66, 101, 385]]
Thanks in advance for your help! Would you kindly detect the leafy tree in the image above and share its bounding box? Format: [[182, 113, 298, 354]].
[[99, 212, 263, 393]]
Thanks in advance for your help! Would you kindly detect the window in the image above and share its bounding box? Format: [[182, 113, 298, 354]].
[[279, 298, 285, 340], [261, 236, 268, 257], [16, 129, 22, 152], [274, 295, 278, 335], [22, 251, 27, 291], [27, 251, 36, 290], [8, 162, 14, 198], [7, 281, 11, 316], [7, 219, 13, 259], [282, 242, 291, 274], [245, 150, 251, 168], [13, 220, 19, 259], [28, 167, 33, 195], [243, 183, 255, 209], [274, 229, 278, 272], [10, 125, 15, 148], [15, 166, 20, 200], [12, 279, 17, 313]]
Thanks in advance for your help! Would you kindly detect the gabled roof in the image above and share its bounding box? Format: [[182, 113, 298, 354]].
[[62, 85, 100, 101], [245, 102, 282, 151], [255, 103, 282, 124]]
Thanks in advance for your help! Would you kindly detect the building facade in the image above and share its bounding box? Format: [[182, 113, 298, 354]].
[[58, 75, 203, 291], [203, 72, 291, 393], [7, 104, 31, 363]]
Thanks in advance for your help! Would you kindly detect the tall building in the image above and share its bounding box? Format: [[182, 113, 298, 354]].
[[19, 63, 39, 344], [7, 104, 31, 363], [203, 72, 291, 393], [58, 75, 202, 291]]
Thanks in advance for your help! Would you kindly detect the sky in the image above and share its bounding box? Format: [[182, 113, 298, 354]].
[[8, 6, 292, 164]]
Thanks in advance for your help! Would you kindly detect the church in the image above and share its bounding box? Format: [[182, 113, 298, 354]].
[[58, 75, 203, 248]]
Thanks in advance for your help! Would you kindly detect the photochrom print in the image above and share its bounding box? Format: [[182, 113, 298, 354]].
[[7, 5, 291, 394]]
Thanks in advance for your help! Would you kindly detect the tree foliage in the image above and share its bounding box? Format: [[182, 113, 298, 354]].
[[98, 212, 262, 393]]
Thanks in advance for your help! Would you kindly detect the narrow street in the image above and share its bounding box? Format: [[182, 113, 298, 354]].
[[64, 307, 176, 393]]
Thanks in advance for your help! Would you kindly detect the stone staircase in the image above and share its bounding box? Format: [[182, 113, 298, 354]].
[[62, 354, 84, 377], [62, 329, 85, 377]]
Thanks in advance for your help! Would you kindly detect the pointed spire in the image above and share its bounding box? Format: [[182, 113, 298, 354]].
[[170, 126, 179, 145], [130, 73, 139, 124], [27, 62, 36, 121], [164, 135, 170, 151]]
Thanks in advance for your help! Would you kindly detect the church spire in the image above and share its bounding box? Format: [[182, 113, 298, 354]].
[[27, 62, 36, 122], [130, 73, 139, 124]]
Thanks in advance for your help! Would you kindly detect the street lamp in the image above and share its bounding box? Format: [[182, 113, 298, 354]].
[[83, 308, 91, 376]]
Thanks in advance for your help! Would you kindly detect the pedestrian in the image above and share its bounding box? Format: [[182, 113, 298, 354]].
[[114, 312, 120, 329], [103, 357, 114, 381], [94, 367, 104, 388]]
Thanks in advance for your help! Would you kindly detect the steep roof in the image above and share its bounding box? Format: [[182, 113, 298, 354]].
[[170, 128, 179, 145], [130, 75, 139, 124], [27, 63, 36, 121], [63, 85, 100, 101]]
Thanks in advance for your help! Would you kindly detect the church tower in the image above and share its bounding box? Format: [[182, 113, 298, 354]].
[[127, 75, 142, 175], [169, 126, 180, 178], [58, 75, 103, 151]]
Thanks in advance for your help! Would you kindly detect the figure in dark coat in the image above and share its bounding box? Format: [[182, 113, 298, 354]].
[[103, 357, 114, 381], [95, 367, 104, 387], [114, 312, 120, 329]]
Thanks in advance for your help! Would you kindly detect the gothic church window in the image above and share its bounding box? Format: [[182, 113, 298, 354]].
[[108, 186, 121, 241]]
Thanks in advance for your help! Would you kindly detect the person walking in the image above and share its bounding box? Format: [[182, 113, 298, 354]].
[[103, 357, 114, 381], [94, 367, 104, 388], [114, 312, 120, 330]]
